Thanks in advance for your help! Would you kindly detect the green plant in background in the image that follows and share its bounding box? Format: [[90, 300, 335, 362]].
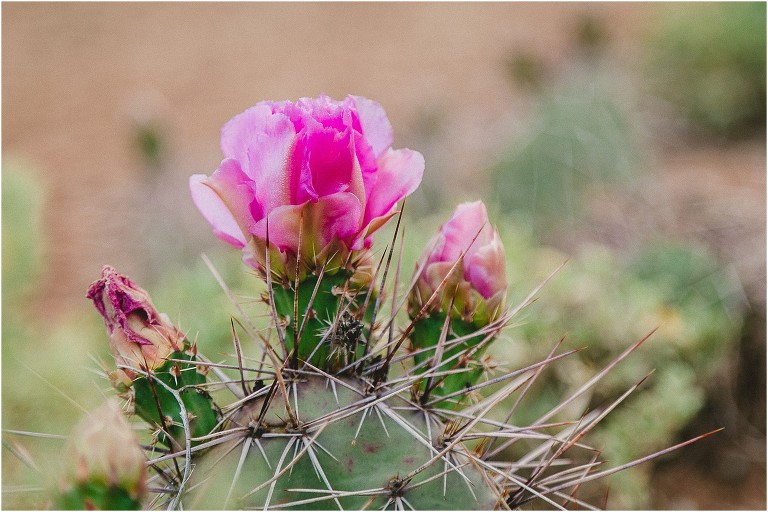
[[2, 159, 49, 508], [489, 231, 744, 508], [152, 250, 260, 357], [2, 160, 120, 509], [3, 160, 46, 333], [646, 2, 766, 138], [490, 80, 642, 233]]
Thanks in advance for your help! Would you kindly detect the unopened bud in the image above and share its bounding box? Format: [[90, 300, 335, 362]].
[[60, 400, 147, 503], [87, 266, 184, 384], [409, 201, 507, 325]]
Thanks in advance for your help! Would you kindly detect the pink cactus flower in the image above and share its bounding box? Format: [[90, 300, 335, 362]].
[[87, 266, 184, 385], [190, 95, 424, 279], [410, 201, 507, 325]]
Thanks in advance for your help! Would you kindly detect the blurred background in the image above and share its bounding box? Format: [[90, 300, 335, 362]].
[[2, 3, 765, 509]]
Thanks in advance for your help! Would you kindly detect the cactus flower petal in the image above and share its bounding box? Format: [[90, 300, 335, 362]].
[[190, 174, 246, 249], [349, 95, 393, 158], [191, 95, 422, 278], [362, 148, 425, 230], [190, 158, 262, 249], [466, 235, 507, 300]]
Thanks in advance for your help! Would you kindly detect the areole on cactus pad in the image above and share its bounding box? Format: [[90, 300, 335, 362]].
[[57, 94, 718, 511]]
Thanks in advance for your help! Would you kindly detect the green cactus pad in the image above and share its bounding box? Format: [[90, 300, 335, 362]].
[[271, 272, 371, 371], [132, 350, 219, 448], [410, 313, 490, 407], [185, 376, 499, 510]]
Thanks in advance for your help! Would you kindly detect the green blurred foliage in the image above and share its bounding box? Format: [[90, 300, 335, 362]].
[[3, 160, 111, 508], [488, 229, 744, 508], [574, 13, 609, 55], [490, 82, 642, 232], [3, 160, 46, 318], [646, 2, 766, 138], [135, 123, 165, 169], [504, 52, 548, 93], [152, 251, 264, 358]]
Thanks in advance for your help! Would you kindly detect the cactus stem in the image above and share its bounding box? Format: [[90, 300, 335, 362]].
[[240, 423, 331, 502], [124, 366, 193, 509], [295, 261, 328, 355], [264, 217, 290, 364], [419, 294, 456, 406]]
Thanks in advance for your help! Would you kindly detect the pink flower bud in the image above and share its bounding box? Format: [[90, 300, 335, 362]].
[[410, 201, 507, 324], [62, 400, 147, 500], [87, 266, 184, 384], [190, 95, 423, 279]]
